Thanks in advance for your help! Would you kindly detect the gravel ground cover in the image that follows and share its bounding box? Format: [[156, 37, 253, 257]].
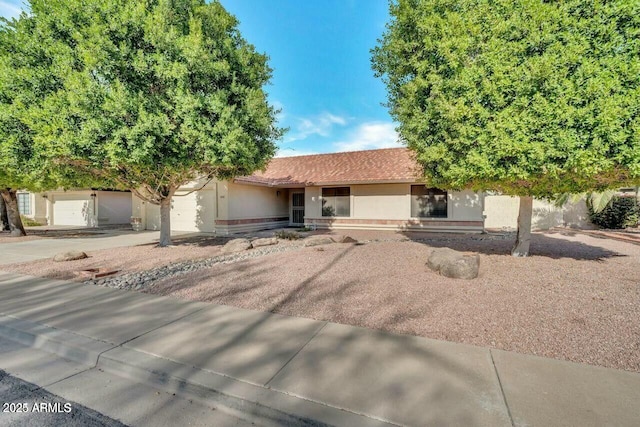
[[2, 229, 639, 372]]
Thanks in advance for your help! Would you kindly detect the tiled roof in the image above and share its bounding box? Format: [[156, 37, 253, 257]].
[[235, 147, 422, 187]]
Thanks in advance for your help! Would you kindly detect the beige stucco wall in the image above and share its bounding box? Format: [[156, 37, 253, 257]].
[[213, 182, 289, 234], [134, 179, 289, 233], [483, 195, 592, 230], [226, 182, 289, 220], [133, 178, 217, 232], [304, 184, 484, 232], [20, 192, 48, 224]]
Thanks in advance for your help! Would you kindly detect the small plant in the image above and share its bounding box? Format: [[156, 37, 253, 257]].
[[20, 215, 42, 227], [588, 196, 639, 229], [275, 230, 300, 240], [321, 205, 335, 217], [297, 226, 312, 232]]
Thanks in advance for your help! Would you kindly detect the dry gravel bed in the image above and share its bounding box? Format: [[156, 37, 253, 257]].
[[2, 229, 639, 373], [147, 231, 640, 373]]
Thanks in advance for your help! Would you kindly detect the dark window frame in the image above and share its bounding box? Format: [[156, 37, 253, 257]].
[[321, 187, 350, 217]]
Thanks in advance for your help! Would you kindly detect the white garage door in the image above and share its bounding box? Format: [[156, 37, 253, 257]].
[[171, 190, 215, 232], [144, 191, 215, 232], [53, 195, 92, 226]]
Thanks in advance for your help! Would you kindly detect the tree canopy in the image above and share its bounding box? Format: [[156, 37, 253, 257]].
[[1, 10, 99, 235], [372, 0, 640, 198], [7, 0, 283, 245]]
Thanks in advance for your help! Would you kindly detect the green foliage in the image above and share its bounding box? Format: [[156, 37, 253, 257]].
[[588, 195, 639, 229], [20, 215, 42, 227], [7, 0, 282, 201], [372, 0, 640, 197], [0, 11, 95, 191], [274, 230, 300, 240]]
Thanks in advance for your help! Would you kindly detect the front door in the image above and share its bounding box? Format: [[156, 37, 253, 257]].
[[290, 191, 305, 226]]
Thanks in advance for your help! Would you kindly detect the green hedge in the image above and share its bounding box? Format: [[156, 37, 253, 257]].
[[588, 196, 639, 229]]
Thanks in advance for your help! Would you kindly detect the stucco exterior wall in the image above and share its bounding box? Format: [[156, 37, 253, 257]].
[[483, 195, 592, 230], [226, 182, 289, 219], [133, 178, 217, 232], [19, 192, 48, 224], [215, 182, 289, 234], [304, 184, 484, 232]]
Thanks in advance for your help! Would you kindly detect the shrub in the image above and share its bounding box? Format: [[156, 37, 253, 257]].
[[20, 215, 42, 227], [275, 230, 300, 240], [588, 196, 639, 229]]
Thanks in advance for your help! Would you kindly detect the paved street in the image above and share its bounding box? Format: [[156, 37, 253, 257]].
[[0, 368, 126, 427], [0, 229, 193, 265]]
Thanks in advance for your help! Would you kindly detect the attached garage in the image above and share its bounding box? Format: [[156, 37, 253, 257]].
[[48, 190, 132, 227], [143, 190, 215, 232], [52, 194, 93, 226]]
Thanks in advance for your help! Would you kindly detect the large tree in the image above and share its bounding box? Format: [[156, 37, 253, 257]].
[[18, 0, 282, 246], [1, 11, 57, 237], [1, 10, 99, 236], [372, 0, 640, 256]]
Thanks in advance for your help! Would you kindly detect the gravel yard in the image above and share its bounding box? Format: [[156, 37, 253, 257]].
[[2, 229, 639, 373]]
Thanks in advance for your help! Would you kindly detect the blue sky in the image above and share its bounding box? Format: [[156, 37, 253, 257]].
[[0, 0, 399, 157]]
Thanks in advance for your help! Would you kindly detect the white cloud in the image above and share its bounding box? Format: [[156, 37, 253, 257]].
[[275, 148, 319, 158], [0, 1, 23, 19], [285, 112, 348, 142], [333, 122, 401, 152]]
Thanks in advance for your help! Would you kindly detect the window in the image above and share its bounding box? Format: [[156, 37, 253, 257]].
[[411, 186, 447, 218], [322, 187, 350, 217], [17, 193, 31, 215]]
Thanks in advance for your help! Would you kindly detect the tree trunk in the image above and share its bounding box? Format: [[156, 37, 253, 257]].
[[511, 196, 533, 257], [158, 196, 172, 247], [0, 195, 9, 231], [0, 189, 27, 237]]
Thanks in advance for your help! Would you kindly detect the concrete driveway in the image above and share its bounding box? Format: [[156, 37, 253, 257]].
[[0, 229, 192, 265]]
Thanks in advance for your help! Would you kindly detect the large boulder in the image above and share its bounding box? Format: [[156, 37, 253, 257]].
[[221, 238, 252, 253], [252, 237, 278, 248], [303, 235, 335, 247], [330, 234, 358, 244], [53, 251, 88, 262], [427, 248, 480, 280]]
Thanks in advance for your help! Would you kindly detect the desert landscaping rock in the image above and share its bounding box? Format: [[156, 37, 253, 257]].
[[426, 247, 460, 271], [53, 251, 88, 262], [251, 237, 278, 248], [82, 243, 302, 292], [303, 235, 335, 247], [221, 238, 252, 253], [427, 247, 480, 279], [330, 234, 358, 244], [439, 254, 480, 279]]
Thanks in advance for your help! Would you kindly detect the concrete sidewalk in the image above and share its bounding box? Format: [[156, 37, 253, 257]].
[[0, 272, 638, 426], [0, 230, 193, 265]]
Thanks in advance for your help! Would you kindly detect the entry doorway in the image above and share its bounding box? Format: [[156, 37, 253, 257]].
[[290, 191, 305, 226]]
